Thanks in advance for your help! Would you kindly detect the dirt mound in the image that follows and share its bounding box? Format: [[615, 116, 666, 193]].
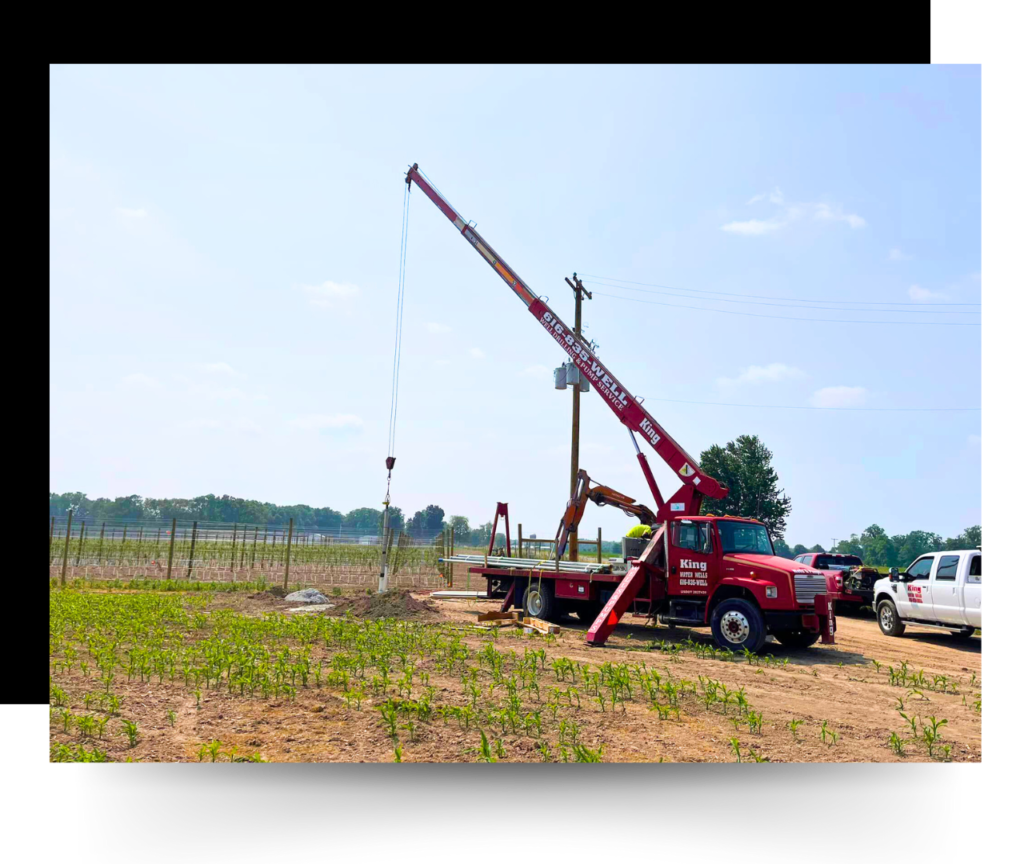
[[248, 585, 290, 601], [326, 589, 437, 620]]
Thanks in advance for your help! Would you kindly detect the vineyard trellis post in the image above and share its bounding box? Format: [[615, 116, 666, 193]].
[[60, 510, 73, 587], [75, 521, 86, 567], [597, 527, 602, 564], [119, 524, 127, 565], [517, 523, 523, 558], [186, 520, 198, 580], [50, 516, 55, 561], [283, 518, 294, 591], [229, 523, 238, 573], [166, 518, 177, 580], [240, 525, 248, 576], [97, 522, 106, 568]]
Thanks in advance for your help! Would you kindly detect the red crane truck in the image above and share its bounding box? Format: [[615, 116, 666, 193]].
[[406, 164, 840, 651]]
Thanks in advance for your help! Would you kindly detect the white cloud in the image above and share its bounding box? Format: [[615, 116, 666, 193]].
[[811, 386, 867, 408], [116, 207, 147, 218], [188, 384, 268, 402], [968, 434, 981, 446], [425, 322, 452, 334], [177, 417, 262, 434], [179, 418, 225, 430], [746, 187, 785, 206], [469, 347, 485, 359], [720, 218, 785, 236], [296, 281, 359, 308], [812, 203, 866, 229], [908, 284, 948, 302], [520, 364, 550, 380], [723, 191, 865, 235], [121, 373, 159, 388], [289, 413, 364, 432], [717, 363, 806, 388], [201, 362, 242, 377], [888, 248, 912, 261]]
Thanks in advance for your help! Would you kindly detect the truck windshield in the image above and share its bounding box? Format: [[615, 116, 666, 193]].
[[717, 521, 774, 555], [818, 555, 862, 569]]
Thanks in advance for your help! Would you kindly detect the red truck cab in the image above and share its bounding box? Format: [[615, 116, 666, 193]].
[[655, 516, 841, 651], [480, 515, 841, 651]]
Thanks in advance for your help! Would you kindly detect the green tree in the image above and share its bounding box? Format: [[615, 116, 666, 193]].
[[446, 516, 471, 542], [406, 504, 445, 535], [891, 531, 943, 568], [836, 534, 865, 559], [944, 525, 981, 550], [792, 544, 809, 556], [699, 435, 792, 539], [345, 508, 384, 533], [773, 538, 794, 559]]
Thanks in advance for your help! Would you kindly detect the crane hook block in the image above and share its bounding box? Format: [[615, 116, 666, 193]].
[[386, 456, 396, 471]]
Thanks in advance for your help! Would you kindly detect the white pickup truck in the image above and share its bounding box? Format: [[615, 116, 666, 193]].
[[873, 549, 981, 638]]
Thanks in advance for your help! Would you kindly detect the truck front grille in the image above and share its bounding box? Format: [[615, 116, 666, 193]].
[[794, 573, 828, 605]]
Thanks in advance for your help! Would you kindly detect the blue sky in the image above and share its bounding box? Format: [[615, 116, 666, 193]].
[[49, 65, 980, 547]]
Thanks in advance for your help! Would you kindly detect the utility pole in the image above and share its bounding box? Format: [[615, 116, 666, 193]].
[[565, 273, 592, 562]]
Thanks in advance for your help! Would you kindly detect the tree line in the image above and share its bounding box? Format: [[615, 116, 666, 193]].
[[51, 430, 979, 562], [48, 493, 495, 543]]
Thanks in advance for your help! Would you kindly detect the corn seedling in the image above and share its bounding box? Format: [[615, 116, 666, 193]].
[[922, 716, 947, 758], [787, 719, 804, 739], [729, 738, 742, 763], [119, 719, 139, 747], [820, 720, 838, 747], [167, 710, 176, 727], [888, 732, 906, 756], [477, 731, 497, 763]]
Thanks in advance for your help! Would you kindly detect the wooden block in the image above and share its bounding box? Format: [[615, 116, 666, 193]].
[[477, 611, 516, 622], [520, 616, 561, 634]]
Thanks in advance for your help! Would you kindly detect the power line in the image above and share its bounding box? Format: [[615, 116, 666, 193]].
[[578, 273, 981, 307], [583, 279, 978, 315], [644, 397, 979, 412], [590, 290, 981, 326]]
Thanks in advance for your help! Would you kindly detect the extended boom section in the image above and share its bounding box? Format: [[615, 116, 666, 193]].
[[405, 163, 726, 519]]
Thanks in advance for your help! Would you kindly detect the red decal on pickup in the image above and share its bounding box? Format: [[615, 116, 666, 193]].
[[908, 585, 923, 603]]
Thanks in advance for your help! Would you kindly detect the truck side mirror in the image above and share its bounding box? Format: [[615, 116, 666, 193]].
[[889, 567, 900, 581]]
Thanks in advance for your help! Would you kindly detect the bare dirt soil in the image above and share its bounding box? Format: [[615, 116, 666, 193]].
[[49, 591, 980, 763]]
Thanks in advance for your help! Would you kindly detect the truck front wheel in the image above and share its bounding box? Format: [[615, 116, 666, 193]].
[[711, 598, 767, 653], [876, 599, 905, 637], [772, 629, 820, 650], [522, 580, 559, 622]]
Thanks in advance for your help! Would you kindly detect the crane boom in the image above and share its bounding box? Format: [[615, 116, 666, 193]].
[[405, 164, 727, 518]]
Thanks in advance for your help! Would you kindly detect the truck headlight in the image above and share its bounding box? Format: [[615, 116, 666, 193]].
[[765, 586, 777, 599]]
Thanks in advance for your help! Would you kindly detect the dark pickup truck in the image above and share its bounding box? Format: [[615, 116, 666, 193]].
[[793, 552, 883, 612]]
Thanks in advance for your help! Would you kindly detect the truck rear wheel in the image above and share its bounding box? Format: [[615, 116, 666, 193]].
[[772, 629, 820, 650], [711, 598, 767, 653], [952, 626, 976, 638], [876, 598, 905, 637], [522, 580, 559, 622]]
